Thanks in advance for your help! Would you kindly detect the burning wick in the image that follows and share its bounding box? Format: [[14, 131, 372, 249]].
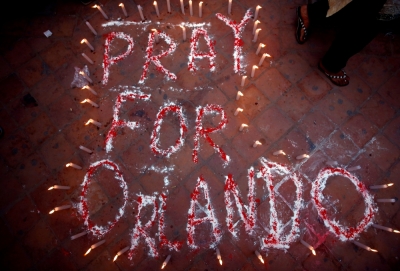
[[180, 25, 186, 41], [300, 239, 316, 255], [81, 39, 94, 51], [253, 28, 261, 43], [296, 154, 309, 160], [138, 5, 145, 21], [347, 165, 361, 171], [239, 123, 248, 131], [199, 1, 203, 17], [48, 185, 70, 190], [254, 5, 262, 20], [79, 71, 93, 84], [255, 42, 265, 55], [234, 107, 243, 116], [258, 53, 271, 66], [352, 241, 378, 252], [79, 145, 93, 154], [241, 75, 247, 87], [377, 198, 396, 203], [273, 150, 286, 156], [82, 85, 97, 95], [81, 99, 99, 108], [81, 53, 94, 64], [93, 5, 108, 19], [372, 223, 400, 233], [84, 240, 106, 256], [236, 91, 243, 100], [154, 1, 160, 18], [228, 0, 232, 15], [180, 0, 185, 15], [66, 163, 82, 169], [253, 141, 262, 148], [161, 255, 171, 269], [251, 65, 258, 77], [216, 248, 222, 265], [119, 3, 128, 17], [85, 119, 102, 128], [113, 246, 129, 262], [85, 21, 97, 35], [369, 183, 394, 189], [49, 205, 71, 214], [255, 250, 264, 263], [71, 231, 87, 240]]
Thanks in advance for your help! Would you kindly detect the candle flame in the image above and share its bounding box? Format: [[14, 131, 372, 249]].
[[387, 183, 394, 187], [81, 39, 86, 44], [311, 249, 316, 255], [260, 43, 265, 48], [79, 71, 85, 76], [81, 99, 88, 104], [113, 254, 118, 262], [66, 163, 72, 167], [394, 230, 400, 233], [253, 65, 259, 69], [119, 3, 123, 7], [370, 249, 378, 253], [265, 53, 271, 57], [257, 5, 262, 9], [49, 209, 55, 214], [84, 248, 92, 256], [243, 75, 247, 79], [238, 91, 243, 96], [161, 263, 167, 269], [92, 5, 98, 8], [200, 1, 203, 4], [256, 28, 261, 32], [82, 85, 89, 89], [48, 186, 54, 190], [85, 120, 92, 125], [153, 1, 157, 5]]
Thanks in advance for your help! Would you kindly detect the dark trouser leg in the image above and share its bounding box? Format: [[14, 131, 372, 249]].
[[307, 0, 329, 25]]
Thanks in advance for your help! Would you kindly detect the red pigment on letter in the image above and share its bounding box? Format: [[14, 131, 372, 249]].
[[158, 193, 183, 251], [188, 28, 217, 72]]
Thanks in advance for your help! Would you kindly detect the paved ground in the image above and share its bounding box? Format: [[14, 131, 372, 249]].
[[0, 0, 399, 270]]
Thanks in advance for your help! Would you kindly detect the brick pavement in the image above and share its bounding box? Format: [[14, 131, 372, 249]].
[[0, 0, 399, 270]]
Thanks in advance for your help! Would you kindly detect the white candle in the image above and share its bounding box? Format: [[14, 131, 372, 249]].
[[180, 25, 186, 41], [154, 1, 160, 17], [79, 145, 94, 154], [216, 248, 222, 265], [253, 141, 262, 148], [255, 42, 265, 55], [199, 1, 203, 17], [49, 205, 71, 214], [81, 99, 99, 108], [82, 53, 94, 64], [85, 119, 102, 128], [241, 75, 247, 86], [167, 0, 171, 13], [347, 165, 361, 171], [352, 241, 378, 252], [228, 0, 232, 15], [251, 65, 258, 77], [239, 124, 248, 131], [273, 150, 286, 156], [79, 71, 93, 84], [253, 20, 260, 34], [180, 0, 185, 15], [161, 255, 171, 269], [138, 5, 145, 20], [296, 154, 309, 160], [85, 240, 106, 256], [369, 183, 394, 189], [81, 39, 94, 51], [152, 29, 159, 43], [258, 53, 270, 66], [113, 246, 129, 261], [71, 231, 87, 240], [82, 85, 97, 95], [48, 185, 70, 190], [254, 5, 262, 20], [66, 163, 82, 169], [255, 251, 264, 263], [372, 223, 400, 233], [234, 107, 243, 116], [377, 198, 396, 203], [189, 0, 193, 16], [119, 3, 128, 17], [326, 160, 338, 167], [253, 28, 261, 43], [300, 239, 316, 255], [236, 91, 243, 100], [93, 5, 108, 20], [85, 21, 97, 35]]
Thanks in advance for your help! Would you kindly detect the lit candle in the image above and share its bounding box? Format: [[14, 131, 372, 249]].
[[66, 163, 82, 169], [167, 0, 171, 13], [239, 124, 248, 131], [234, 107, 243, 116], [377, 198, 396, 203], [113, 246, 129, 262], [81, 99, 99, 108], [152, 29, 159, 43], [180, 25, 186, 41], [49, 205, 71, 214], [84, 240, 106, 256], [48, 185, 70, 190], [93, 5, 108, 20], [254, 5, 262, 20], [161, 255, 171, 269], [258, 53, 270, 66], [255, 250, 264, 263], [369, 183, 394, 189], [228, 0, 232, 15], [85, 21, 97, 36], [82, 85, 97, 95], [216, 248, 222, 265], [236, 91, 243, 100], [253, 28, 261, 43], [180, 0, 185, 15], [71, 231, 87, 240], [347, 165, 361, 171], [82, 53, 94, 65], [352, 241, 378, 252], [189, 0, 193, 16], [300, 239, 316, 255], [79, 145, 93, 154], [251, 65, 258, 77], [79, 71, 93, 84], [241, 75, 247, 87], [199, 1, 203, 17], [154, 1, 160, 17], [119, 3, 128, 17], [296, 154, 309, 160], [253, 141, 262, 148], [372, 223, 400, 233], [138, 5, 145, 20], [81, 39, 94, 51], [255, 42, 265, 55], [326, 160, 338, 167], [273, 150, 286, 156], [253, 20, 260, 34], [85, 119, 102, 128]]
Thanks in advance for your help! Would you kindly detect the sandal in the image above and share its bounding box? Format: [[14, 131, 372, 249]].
[[318, 61, 350, 86], [296, 6, 309, 44]]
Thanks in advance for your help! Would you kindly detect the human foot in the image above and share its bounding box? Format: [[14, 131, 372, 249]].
[[318, 61, 350, 86], [295, 5, 310, 44]]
